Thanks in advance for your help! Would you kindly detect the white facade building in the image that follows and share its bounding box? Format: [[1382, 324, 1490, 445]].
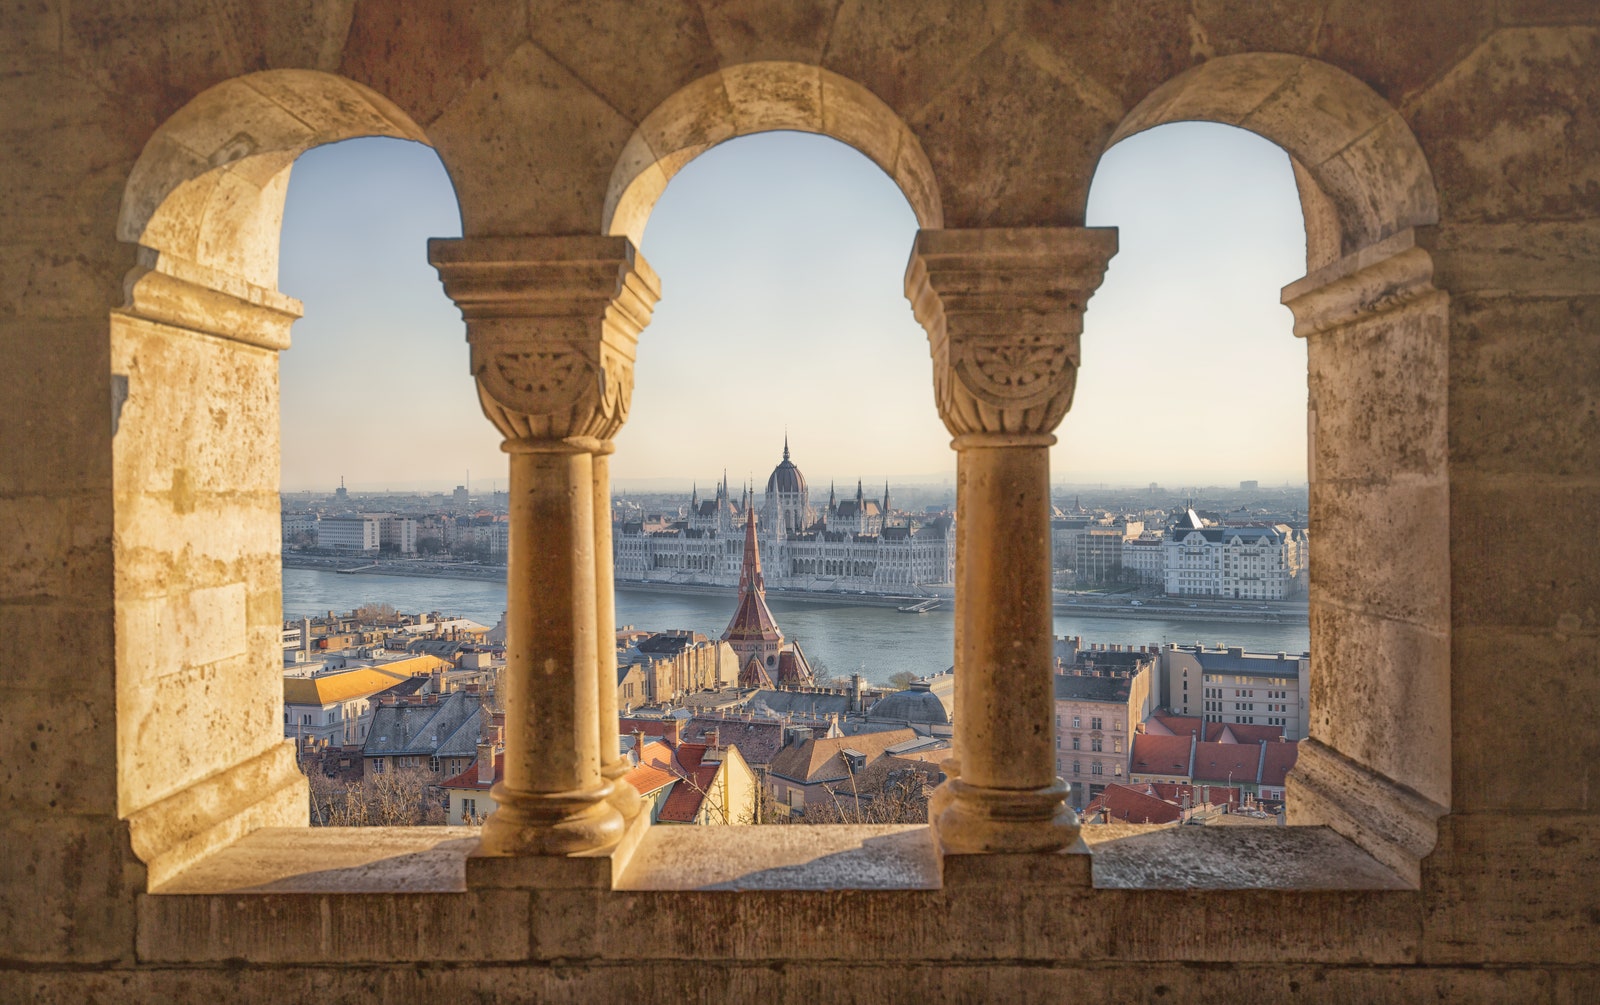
[[1161, 510, 1303, 601], [316, 516, 380, 553]]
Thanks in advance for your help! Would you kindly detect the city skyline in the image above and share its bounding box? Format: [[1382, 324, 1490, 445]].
[[278, 123, 1308, 492]]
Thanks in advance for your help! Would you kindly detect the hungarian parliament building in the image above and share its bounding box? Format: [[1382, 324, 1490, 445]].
[[613, 440, 954, 594]]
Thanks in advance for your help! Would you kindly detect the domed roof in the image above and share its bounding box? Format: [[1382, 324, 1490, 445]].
[[865, 681, 953, 725], [765, 437, 807, 497]]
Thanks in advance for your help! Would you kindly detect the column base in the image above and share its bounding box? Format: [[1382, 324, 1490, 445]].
[[468, 799, 649, 891], [476, 779, 625, 858], [931, 777, 1081, 855], [602, 756, 643, 821]]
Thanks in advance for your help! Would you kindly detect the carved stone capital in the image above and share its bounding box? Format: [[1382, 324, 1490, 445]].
[[429, 235, 660, 444], [905, 228, 1117, 439]]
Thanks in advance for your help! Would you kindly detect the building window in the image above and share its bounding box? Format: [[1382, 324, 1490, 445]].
[[1090, 717, 1102, 730], [1091, 738, 1103, 752], [1072, 716, 1081, 729], [1072, 737, 1081, 750], [1072, 762, 1081, 775], [1091, 762, 1103, 776]]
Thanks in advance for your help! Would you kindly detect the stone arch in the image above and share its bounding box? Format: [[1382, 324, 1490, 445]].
[[602, 61, 942, 245], [1095, 54, 1450, 884], [119, 69, 435, 291], [1105, 53, 1438, 271]]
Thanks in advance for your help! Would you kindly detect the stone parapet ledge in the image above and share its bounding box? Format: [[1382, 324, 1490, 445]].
[[133, 823, 1425, 969]]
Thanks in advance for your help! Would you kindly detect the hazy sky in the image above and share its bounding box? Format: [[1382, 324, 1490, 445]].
[[278, 122, 1307, 494]]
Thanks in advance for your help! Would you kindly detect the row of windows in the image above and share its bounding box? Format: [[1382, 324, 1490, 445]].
[[1055, 715, 1120, 731], [1056, 736, 1123, 753]]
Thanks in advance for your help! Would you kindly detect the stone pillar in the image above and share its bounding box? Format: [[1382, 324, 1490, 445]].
[[430, 236, 658, 857], [1279, 227, 1450, 886], [905, 227, 1117, 854]]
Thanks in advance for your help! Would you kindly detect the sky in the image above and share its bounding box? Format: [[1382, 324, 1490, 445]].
[[277, 122, 1308, 494]]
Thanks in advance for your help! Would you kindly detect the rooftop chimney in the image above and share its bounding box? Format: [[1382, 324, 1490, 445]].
[[476, 743, 496, 784]]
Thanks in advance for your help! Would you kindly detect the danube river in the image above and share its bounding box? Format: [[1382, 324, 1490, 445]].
[[284, 568, 1310, 688]]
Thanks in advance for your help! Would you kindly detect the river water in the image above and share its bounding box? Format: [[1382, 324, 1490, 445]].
[[283, 568, 1310, 688]]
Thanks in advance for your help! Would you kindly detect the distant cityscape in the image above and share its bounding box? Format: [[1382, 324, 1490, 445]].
[[287, 527, 1302, 829], [281, 440, 1311, 605]]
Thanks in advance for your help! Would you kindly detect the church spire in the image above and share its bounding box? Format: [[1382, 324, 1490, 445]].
[[783, 432, 790, 463]]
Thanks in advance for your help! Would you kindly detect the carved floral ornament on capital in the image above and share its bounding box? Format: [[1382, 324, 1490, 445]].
[[428, 237, 660, 446], [904, 231, 1116, 440]]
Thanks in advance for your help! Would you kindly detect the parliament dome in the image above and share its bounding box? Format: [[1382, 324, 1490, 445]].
[[765, 438, 807, 497]]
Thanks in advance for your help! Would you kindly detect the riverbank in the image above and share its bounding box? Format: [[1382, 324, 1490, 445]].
[[283, 555, 1308, 625]]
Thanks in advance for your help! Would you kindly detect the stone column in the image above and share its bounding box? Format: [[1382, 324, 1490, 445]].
[[430, 235, 659, 856], [904, 227, 1117, 854]]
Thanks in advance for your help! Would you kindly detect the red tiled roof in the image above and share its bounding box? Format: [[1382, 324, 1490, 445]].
[[440, 752, 501, 790], [1258, 740, 1300, 787], [1149, 715, 1205, 737], [1220, 723, 1285, 744], [1130, 733, 1193, 777], [657, 743, 722, 823], [1192, 741, 1262, 784], [1086, 783, 1183, 825], [624, 763, 677, 798]]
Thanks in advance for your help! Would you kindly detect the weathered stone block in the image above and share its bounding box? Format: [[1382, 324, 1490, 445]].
[[1451, 477, 1600, 631], [136, 889, 532, 963], [1409, 26, 1600, 224], [1305, 301, 1448, 483], [1423, 811, 1600, 965], [1452, 627, 1599, 813], [0, 493, 114, 604], [1448, 294, 1600, 479], [1308, 476, 1451, 628], [0, 686, 117, 815], [111, 316, 282, 497], [907, 35, 1113, 228], [117, 652, 282, 815], [0, 320, 114, 496], [526, 0, 718, 123], [1309, 601, 1451, 808], [427, 40, 632, 235], [0, 816, 139, 964]]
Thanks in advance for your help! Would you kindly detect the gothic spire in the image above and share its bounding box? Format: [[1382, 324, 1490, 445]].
[[783, 432, 790, 463]]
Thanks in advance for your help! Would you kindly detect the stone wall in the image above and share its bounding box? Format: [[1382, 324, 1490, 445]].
[[2, 1, 1596, 998]]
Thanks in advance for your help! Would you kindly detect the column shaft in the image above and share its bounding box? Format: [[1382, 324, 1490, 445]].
[[953, 441, 1056, 792], [480, 444, 621, 856]]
